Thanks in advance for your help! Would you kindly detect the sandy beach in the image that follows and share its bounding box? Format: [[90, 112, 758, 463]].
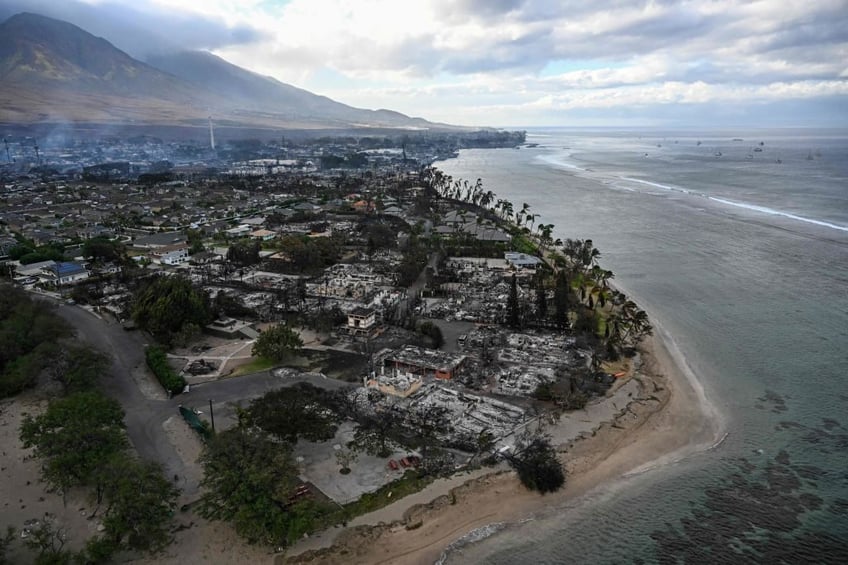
[[280, 328, 721, 565]]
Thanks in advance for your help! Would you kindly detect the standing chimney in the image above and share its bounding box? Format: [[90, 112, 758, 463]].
[[208, 116, 215, 150]]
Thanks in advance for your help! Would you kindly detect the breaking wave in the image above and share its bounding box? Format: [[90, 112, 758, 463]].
[[434, 522, 508, 565], [707, 196, 848, 232], [619, 177, 848, 233]]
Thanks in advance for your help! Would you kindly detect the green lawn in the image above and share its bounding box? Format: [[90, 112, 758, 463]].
[[313, 470, 435, 530], [229, 356, 277, 377]]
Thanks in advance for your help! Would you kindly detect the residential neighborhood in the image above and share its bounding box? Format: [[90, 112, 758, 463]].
[[0, 130, 654, 563]]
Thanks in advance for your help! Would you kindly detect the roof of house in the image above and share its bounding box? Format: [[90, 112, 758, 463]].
[[53, 262, 87, 276], [505, 252, 543, 266], [386, 345, 466, 373], [349, 306, 376, 317], [153, 242, 189, 254], [132, 232, 187, 248], [17, 260, 57, 275]]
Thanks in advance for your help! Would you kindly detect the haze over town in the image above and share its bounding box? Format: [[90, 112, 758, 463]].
[[1, 0, 846, 127]]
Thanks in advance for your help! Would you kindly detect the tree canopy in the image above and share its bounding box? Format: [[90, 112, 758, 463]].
[[245, 382, 341, 444], [227, 240, 261, 267], [132, 275, 212, 346], [252, 324, 303, 363], [81, 237, 126, 264], [95, 457, 179, 554], [507, 436, 565, 494], [19, 391, 128, 492], [198, 425, 329, 546], [0, 285, 71, 398], [20, 391, 180, 561], [46, 345, 109, 396]]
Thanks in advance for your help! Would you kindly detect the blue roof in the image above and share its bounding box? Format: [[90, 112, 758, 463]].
[[54, 262, 86, 275]]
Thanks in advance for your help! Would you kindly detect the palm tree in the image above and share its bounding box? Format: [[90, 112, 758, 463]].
[[502, 201, 514, 223], [517, 202, 530, 228], [527, 213, 539, 234], [481, 190, 495, 210]]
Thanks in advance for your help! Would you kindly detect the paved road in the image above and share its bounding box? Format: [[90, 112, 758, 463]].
[[393, 250, 442, 323], [47, 298, 352, 497]]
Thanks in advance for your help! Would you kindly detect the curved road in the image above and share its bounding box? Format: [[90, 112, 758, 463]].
[[49, 299, 350, 497]]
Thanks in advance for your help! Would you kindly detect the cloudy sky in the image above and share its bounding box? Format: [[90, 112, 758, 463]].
[[2, 0, 847, 127]]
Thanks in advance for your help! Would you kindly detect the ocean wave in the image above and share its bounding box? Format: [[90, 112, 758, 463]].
[[434, 522, 508, 565], [620, 177, 696, 195], [536, 154, 586, 171], [707, 196, 848, 232], [620, 177, 848, 233]]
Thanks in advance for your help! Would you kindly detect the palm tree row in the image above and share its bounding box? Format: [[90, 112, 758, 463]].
[[421, 166, 652, 357]]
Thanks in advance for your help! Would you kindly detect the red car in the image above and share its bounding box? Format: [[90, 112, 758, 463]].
[[388, 459, 400, 471]]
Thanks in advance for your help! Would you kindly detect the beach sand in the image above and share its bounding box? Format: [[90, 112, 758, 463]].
[[280, 330, 720, 565], [0, 396, 101, 562]]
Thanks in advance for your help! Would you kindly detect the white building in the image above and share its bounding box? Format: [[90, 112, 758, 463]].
[[48, 262, 89, 285], [152, 243, 190, 265], [347, 306, 376, 335]]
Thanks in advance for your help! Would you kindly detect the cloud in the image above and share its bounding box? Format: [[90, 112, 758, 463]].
[[0, 0, 266, 57], [1, 0, 845, 126]]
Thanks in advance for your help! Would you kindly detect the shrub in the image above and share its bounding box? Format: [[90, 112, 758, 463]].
[[145, 346, 186, 395]]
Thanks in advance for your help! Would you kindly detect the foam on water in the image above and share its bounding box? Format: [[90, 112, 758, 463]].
[[434, 522, 508, 565], [619, 176, 848, 233], [535, 153, 586, 171], [707, 196, 848, 232]]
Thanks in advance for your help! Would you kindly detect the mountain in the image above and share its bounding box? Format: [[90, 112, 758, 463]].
[[0, 12, 455, 132], [145, 50, 440, 129]]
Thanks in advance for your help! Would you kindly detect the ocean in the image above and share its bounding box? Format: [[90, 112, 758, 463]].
[[434, 128, 848, 564]]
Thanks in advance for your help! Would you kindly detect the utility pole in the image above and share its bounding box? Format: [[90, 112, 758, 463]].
[[208, 399, 215, 433]]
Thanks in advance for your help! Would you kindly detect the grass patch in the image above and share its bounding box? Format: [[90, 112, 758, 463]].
[[343, 470, 433, 517], [511, 232, 539, 255], [315, 470, 435, 529], [229, 356, 277, 377]]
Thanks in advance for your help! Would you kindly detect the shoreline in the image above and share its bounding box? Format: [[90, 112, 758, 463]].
[[281, 326, 722, 564]]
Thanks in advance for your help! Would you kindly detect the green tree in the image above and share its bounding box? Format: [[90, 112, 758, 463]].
[[252, 324, 303, 363], [227, 240, 260, 267], [506, 436, 565, 494], [534, 271, 548, 323], [335, 447, 357, 474], [95, 458, 179, 554], [246, 383, 340, 444], [405, 405, 451, 461], [0, 286, 71, 397], [81, 237, 125, 264], [507, 274, 520, 328], [21, 515, 74, 565], [351, 410, 400, 458], [132, 275, 212, 346], [19, 391, 128, 494], [198, 426, 326, 546], [185, 228, 206, 255], [47, 345, 109, 395], [553, 272, 572, 330]]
